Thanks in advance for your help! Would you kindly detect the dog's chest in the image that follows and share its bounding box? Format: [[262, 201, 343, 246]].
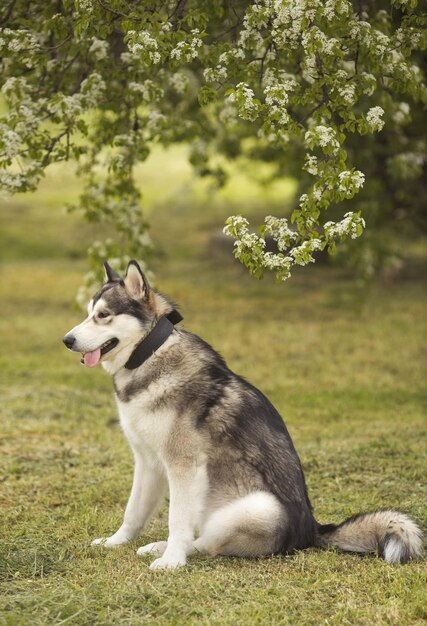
[[115, 391, 175, 455]]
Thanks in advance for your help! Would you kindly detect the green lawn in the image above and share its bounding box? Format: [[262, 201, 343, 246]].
[[0, 154, 426, 625]]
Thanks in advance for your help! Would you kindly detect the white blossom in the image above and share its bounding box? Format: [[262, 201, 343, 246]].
[[47, 94, 83, 118], [75, 0, 94, 12], [359, 72, 377, 96], [299, 193, 309, 208], [127, 30, 161, 64], [15, 104, 39, 134], [263, 252, 293, 277], [1, 76, 30, 106], [304, 155, 318, 175], [264, 80, 297, 126], [338, 170, 365, 195], [224, 215, 265, 255], [270, 0, 317, 49], [264, 215, 298, 251], [146, 110, 166, 133], [312, 187, 322, 201], [324, 212, 366, 240], [0, 170, 24, 195], [219, 101, 238, 126], [338, 83, 357, 105], [120, 52, 134, 65], [324, 0, 352, 21], [230, 83, 260, 121], [204, 65, 228, 83], [305, 125, 340, 153], [169, 72, 190, 94], [371, 29, 390, 56], [161, 21, 172, 33], [392, 102, 410, 124], [302, 27, 339, 57], [0, 159, 41, 196], [289, 239, 322, 265], [388, 151, 425, 180], [366, 106, 385, 132], [171, 29, 202, 62], [89, 37, 109, 61], [0, 127, 21, 159], [46, 73, 104, 119], [129, 79, 163, 102], [81, 73, 105, 103], [349, 20, 372, 45]]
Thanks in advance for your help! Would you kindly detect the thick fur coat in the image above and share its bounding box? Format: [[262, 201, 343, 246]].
[[63, 261, 423, 569]]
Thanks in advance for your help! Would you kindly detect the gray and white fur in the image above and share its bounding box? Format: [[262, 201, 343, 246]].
[[63, 261, 424, 569]]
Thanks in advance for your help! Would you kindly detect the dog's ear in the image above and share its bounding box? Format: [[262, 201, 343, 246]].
[[103, 261, 121, 283], [124, 260, 150, 301]]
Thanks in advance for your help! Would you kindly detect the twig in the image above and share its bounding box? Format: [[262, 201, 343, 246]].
[[96, 0, 141, 21], [42, 34, 73, 52], [0, 0, 17, 25], [41, 129, 69, 166], [298, 98, 327, 125]]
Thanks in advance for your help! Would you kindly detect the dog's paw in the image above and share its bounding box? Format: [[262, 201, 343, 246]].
[[137, 541, 167, 558], [91, 535, 127, 548], [91, 538, 108, 547], [149, 554, 187, 570]]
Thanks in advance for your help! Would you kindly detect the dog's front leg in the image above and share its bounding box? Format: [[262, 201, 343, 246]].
[[150, 463, 207, 570], [92, 452, 166, 548]]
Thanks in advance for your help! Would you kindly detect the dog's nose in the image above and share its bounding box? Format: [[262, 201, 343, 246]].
[[63, 334, 76, 349]]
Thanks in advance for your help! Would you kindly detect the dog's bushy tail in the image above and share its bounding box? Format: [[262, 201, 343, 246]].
[[315, 510, 423, 564]]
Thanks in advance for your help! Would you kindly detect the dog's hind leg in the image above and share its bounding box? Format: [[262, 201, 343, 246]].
[[193, 491, 285, 557]]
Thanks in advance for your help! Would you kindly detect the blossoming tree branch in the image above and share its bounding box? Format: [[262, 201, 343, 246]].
[[1, 0, 425, 296]]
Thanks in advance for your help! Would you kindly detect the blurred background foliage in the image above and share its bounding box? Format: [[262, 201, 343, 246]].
[[0, 0, 426, 297]]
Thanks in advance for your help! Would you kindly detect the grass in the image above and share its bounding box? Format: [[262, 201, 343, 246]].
[[0, 150, 426, 625]]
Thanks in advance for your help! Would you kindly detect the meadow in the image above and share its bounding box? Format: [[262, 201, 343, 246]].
[[0, 150, 426, 625]]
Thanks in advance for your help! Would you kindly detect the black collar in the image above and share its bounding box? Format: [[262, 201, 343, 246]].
[[124, 310, 183, 370]]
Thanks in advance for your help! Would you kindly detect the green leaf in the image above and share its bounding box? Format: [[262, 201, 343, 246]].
[[198, 86, 218, 106]]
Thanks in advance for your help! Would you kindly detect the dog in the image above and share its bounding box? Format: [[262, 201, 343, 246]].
[[63, 260, 423, 569]]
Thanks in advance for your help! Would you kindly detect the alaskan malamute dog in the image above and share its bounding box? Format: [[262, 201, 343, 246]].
[[63, 261, 423, 569]]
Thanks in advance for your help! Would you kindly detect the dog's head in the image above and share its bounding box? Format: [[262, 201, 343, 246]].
[[63, 260, 172, 372]]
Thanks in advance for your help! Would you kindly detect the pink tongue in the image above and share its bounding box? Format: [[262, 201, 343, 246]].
[[83, 348, 101, 368]]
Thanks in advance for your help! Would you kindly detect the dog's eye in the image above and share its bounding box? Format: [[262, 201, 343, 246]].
[[97, 311, 109, 319]]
